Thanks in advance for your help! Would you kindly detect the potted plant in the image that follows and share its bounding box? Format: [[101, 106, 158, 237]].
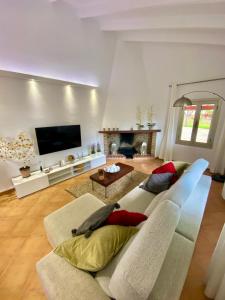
[[0, 132, 35, 178]]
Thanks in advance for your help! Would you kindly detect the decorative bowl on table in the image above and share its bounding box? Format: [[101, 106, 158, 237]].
[[104, 164, 120, 173]]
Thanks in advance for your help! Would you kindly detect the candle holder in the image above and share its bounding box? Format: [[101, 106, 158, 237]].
[[98, 169, 105, 180]]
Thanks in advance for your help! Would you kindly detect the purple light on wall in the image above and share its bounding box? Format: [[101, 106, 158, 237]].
[[0, 65, 99, 87]]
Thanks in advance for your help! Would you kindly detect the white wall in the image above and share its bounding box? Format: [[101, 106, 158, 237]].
[[0, 77, 104, 192], [0, 0, 115, 93], [104, 41, 225, 164], [0, 0, 116, 192], [142, 43, 225, 163], [103, 41, 150, 129]]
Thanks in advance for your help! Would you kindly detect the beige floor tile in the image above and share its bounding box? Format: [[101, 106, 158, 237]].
[[0, 217, 20, 236], [0, 237, 26, 255], [22, 289, 46, 300], [0, 288, 24, 300]]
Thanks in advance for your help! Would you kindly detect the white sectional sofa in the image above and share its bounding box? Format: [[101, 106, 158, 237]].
[[36, 159, 211, 300]]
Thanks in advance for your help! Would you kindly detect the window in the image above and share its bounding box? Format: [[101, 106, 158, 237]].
[[176, 99, 220, 148]]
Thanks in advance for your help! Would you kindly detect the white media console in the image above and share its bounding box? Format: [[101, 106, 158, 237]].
[[12, 153, 106, 198]]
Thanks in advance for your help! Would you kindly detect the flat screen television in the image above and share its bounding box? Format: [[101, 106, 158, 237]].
[[35, 125, 82, 155]]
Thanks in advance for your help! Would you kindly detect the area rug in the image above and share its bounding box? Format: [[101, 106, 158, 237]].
[[66, 171, 148, 204]]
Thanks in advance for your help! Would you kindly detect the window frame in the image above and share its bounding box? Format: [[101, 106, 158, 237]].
[[176, 98, 220, 149]]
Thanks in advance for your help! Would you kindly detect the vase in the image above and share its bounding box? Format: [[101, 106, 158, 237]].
[[19, 166, 31, 178]]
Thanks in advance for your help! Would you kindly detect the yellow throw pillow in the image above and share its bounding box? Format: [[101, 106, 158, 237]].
[[54, 225, 138, 272]]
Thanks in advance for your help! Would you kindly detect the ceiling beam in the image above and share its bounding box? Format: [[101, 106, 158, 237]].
[[119, 29, 225, 46], [70, 0, 225, 18], [99, 14, 225, 31]]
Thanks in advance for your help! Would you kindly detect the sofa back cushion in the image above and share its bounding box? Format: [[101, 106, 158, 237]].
[[161, 158, 208, 208], [144, 159, 209, 216], [109, 200, 180, 300]]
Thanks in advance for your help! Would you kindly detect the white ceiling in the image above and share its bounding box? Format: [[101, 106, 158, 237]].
[[63, 0, 225, 46]]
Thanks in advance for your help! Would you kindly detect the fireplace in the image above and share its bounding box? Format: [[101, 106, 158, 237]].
[[99, 129, 161, 159], [118, 133, 137, 158]]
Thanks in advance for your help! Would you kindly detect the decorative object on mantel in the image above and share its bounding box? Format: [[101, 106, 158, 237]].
[[147, 105, 156, 129], [136, 105, 144, 130], [173, 90, 225, 107], [0, 132, 35, 178]]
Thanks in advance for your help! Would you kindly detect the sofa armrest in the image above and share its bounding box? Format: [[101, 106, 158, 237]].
[[36, 251, 110, 300], [109, 200, 180, 300]]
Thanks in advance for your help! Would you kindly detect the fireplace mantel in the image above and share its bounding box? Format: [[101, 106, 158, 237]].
[[99, 129, 161, 158], [99, 129, 161, 134]]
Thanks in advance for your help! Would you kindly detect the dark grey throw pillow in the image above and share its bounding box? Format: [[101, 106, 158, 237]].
[[140, 173, 173, 194], [71, 203, 120, 238]]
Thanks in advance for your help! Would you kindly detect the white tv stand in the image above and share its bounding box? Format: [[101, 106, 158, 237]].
[[12, 153, 106, 198]]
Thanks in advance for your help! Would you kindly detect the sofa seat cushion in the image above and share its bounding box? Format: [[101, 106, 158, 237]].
[[118, 184, 156, 213], [36, 251, 110, 300], [109, 200, 180, 300], [44, 193, 105, 247], [176, 175, 211, 242], [149, 232, 194, 300]]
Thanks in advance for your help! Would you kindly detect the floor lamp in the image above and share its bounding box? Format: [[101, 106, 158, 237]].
[[173, 90, 225, 107]]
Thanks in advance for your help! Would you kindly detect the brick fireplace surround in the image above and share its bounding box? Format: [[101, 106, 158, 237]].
[[99, 129, 161, 158]]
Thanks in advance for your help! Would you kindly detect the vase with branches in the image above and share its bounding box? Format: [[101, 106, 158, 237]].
[[136, 105, 144, 130], [0, 132, 35, 178], [147, 105, 156, 129]]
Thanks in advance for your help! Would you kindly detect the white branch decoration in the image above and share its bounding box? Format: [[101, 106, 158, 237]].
[[0, 132, 35, 166]]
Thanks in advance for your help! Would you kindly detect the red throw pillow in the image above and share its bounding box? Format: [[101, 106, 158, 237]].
[[105, 210, 147, 226], [152, 162, 176, 174], [171, 174, 179, 184]]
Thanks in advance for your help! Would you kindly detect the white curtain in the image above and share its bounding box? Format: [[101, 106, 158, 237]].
[[205, 223, 225, 300], [159, 83, 178, 161]]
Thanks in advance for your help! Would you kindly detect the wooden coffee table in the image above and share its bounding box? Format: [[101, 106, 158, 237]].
[[90, 162, 134, 198]]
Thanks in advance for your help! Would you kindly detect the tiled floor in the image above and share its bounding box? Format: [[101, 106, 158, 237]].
[[0, 158, 225, 299]]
